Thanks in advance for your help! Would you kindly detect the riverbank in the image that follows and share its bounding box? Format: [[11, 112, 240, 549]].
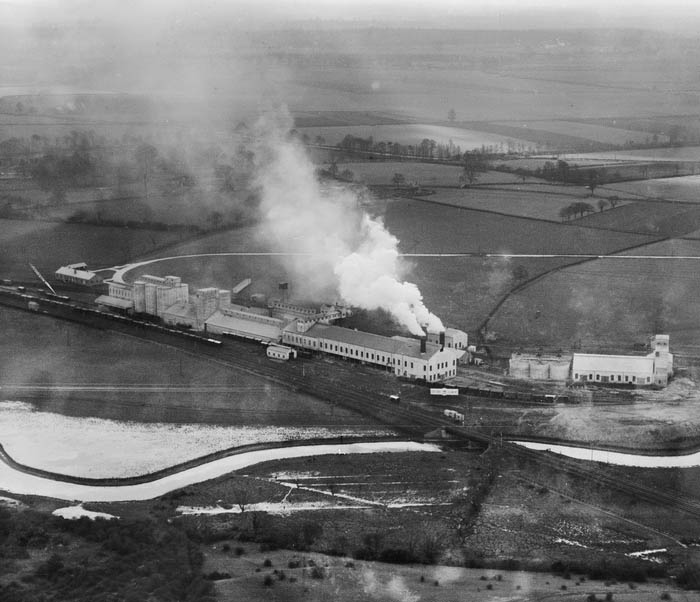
[[0, 440, 441, 502]]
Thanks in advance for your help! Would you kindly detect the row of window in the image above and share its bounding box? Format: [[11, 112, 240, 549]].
[[575, 372, 651, 384]]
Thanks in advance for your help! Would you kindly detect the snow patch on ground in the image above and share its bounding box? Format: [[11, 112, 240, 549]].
[[53, 504, 118, 520], [554, 537, 589, 548], [626, 548, 668, 563], [0, 400, 395, 477], [0, 495, 25, 508]]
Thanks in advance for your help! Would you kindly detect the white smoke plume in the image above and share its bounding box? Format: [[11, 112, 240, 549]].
[[252, 109, 444, 335]]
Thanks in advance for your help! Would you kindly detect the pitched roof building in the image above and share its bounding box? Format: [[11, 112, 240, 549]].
[[282, 323, 464, 383]]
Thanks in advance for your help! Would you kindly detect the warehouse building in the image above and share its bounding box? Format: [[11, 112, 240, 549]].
[[95, 280, 135, 312], [572, 335, 673, 387], [55, 262, 103, 286], [282, 323, 464, 382], [205, 306, 286, 342]]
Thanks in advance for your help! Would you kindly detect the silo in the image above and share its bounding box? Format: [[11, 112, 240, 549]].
[[509, 355, 530, 379], [549, 360, 571, 382], [133, 281, 146, 313], [529, 360, 549, 380]]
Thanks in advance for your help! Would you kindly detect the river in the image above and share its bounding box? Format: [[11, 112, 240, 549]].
[[0, 441, 440, 502], [512, 440, 700, 468]]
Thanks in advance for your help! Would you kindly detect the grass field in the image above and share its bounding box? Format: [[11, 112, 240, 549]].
[[380, 200, 655, 332], [603, 176, 700, 204], [0, 306, 375, 428], [413, 186, 600, 221], [494, 119, 667, 146], [574, 199, 700, 237], [342, 161, 464, 186], [563, 146, 700, 162], [0, 218, 194, 280], [486, 237, 700, 356]]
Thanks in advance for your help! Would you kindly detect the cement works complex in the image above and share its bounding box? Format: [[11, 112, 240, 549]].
[[1, 285, 699, 521]]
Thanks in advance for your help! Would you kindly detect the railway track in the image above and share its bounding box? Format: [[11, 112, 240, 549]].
[[2, 291, 700, 520]]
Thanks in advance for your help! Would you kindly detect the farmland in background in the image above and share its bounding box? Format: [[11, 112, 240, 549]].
[[343, 161, 463, 186], [563, 146, 700, 162], [298, 123, 532, 151], [486, 238, 700, 357], [493, 119, 668, 146], [380, 200, 655, 332], [573, 199, 700, 237], [603, 175, 700, 204], [410, 186, 623, 221]]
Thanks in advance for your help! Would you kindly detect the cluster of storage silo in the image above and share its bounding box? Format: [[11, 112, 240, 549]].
[[509, 353, 572, 382]]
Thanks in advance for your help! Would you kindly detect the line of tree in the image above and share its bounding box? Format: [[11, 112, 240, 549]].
[[558, 201, 596, 220]]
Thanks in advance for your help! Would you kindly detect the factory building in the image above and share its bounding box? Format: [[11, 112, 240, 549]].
[[269, 299, 352, 324], [133, 275, 189, 317], [509, 352, 572, 382], [572, 335, 673, 387], [427, 328, 469, 362], [55, 262, 103, 286], [205, 305, 286, 342], [95, 280, 135, 312], [282, 323, 464, 382]]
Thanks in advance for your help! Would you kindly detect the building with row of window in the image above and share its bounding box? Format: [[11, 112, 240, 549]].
[[55, 262, 104, 287], [508, 335, 673, 387], [282, 322, 465, 382], [572, 335, 673, 387]]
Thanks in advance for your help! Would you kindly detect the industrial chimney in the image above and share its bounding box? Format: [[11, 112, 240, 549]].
[[420, 336, 427, 354]]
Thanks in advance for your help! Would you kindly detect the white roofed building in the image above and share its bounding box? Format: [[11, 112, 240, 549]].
[[572, 335, 673, 387], [95, 280, 134, 312], [55, 263, 103, 286], [282, 323, 464, 382]]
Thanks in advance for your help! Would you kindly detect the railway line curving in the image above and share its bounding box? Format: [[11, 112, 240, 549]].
[[1, 290, 700, 517]]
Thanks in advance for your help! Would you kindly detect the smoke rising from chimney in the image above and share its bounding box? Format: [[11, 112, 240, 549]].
[[252, 109, 444, 336]]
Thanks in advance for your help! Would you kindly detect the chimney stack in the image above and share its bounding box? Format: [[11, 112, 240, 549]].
[[439, 331, 445, 349], [420, 336, 427, 354]]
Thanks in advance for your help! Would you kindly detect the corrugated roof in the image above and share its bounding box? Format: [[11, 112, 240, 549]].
[[205, 311, 284, 342], [572, 353, 654, 373], [95, 295, 133, 309]]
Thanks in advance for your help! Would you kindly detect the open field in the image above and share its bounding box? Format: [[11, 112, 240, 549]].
[[161, 448, 698, 598], [0, 218, 194, 280], [573, 199, 700, 236], [208, 547, 694, 602], [0, 306, 376, 428], [298, 123, 532, 150], [486, 237, 700, 356], [494, 119, 669, 146], [382, 201, 655, 332], [603, 176, 700, 204], [563, 146, 700, 162], [413, 186, 612, 221], [292, 110, 412, 127], [341, 161, 463, 185]]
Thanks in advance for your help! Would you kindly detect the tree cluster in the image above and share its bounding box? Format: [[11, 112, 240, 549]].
[[558, 201, 596, 220], [0, 508, 215, 602]]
